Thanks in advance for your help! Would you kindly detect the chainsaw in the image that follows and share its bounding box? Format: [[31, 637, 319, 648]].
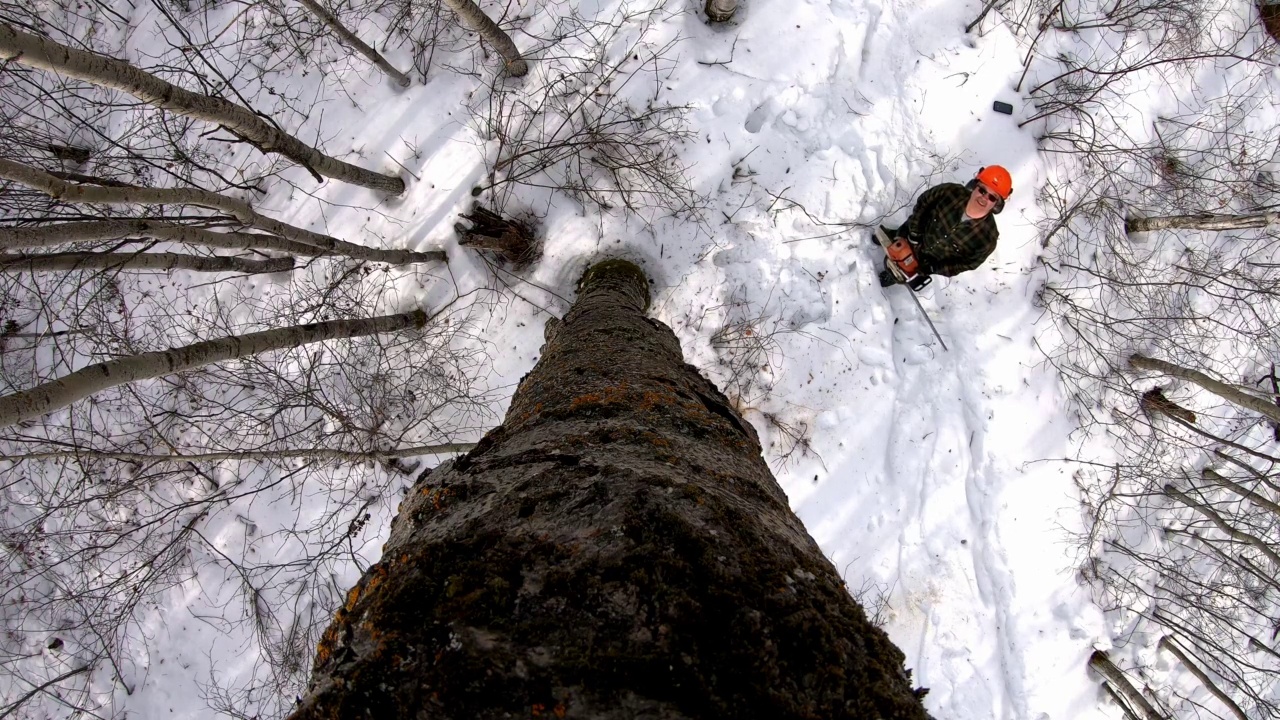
[[873, 227, 948, 352], [879, 229, 931, 290]]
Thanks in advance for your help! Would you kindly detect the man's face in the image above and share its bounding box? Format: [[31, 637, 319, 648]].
[[965, 183, 1000, 218]]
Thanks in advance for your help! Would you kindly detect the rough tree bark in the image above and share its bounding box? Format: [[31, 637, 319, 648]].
[[0, 22, 405, 193], [440, 0, 529, 76], [294, 0, 412, 87], [1130, 353, 1280, 425], [286, 259, 930, 720], [0, 251, 294, 273], [0, 308, 428, 429], [705, 0, 738, 22], [0, 160, 444, 264], [1125, 212, 1279, 234]]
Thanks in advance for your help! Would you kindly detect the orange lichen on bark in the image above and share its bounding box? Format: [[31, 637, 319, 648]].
[[418, 487, 452, 510], [568, 383, 699, 417], [315, 622, 341, 666], [366, 564, 388, 592], [569, 383, 631, 410], [509, 401, 545, 427]]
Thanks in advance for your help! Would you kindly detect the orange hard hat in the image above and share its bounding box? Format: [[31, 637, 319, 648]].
[[975, 165, 1013, 199]]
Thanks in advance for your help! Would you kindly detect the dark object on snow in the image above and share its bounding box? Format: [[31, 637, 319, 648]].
[[1140, 387, 1197, 425], [46, 144, 92, 165], [705, 0, 736, 22], [992, 101, 1014, 115], [1260, 1, 1280, 43], [454, 205, 540, 267], [287, 260, 932, 720]]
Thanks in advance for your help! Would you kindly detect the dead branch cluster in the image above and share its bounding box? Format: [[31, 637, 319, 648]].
[[995, 0, 1280, 716], [0, 260, 496, 719], [470, 2, 705, 224]]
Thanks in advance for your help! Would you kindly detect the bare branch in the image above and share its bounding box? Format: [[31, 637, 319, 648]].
[[0, 21, 406, 193]]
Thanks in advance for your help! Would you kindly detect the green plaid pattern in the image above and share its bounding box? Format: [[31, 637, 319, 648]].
[[899, 183, 999, 277]]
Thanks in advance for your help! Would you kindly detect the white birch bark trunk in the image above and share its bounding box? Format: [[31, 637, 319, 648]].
[[1201, 467, 1280, 521], [0, 251, 294, 273], [1, 219, 333, 257], [439, 0, 528, 76], [1088, 651, 1168, 720], [294, 0, 412, 87], [0, 308, 427, 429], [1126, 212, 1279, 234], [1130, 353, 1280, 425], [1164, 484, 1280, 569], [1156, 637, 1249, 720], [0, 160, 445, 264], [0, 22, 405, 193]]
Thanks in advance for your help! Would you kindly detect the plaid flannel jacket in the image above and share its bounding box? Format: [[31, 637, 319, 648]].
[[898, 183, 999, 277]]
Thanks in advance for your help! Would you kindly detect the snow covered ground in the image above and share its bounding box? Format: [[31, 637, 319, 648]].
[[5, 0, 1132, 716]]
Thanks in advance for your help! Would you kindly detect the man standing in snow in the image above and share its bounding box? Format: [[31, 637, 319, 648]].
[[879, 165, 1012, 287]]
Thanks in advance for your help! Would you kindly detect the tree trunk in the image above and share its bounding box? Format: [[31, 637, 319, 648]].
[[1213, 448, 1280, 495], [6, 442, 475, 463], [1164, 484, 1280, 569], [1257, 0, 1280, 43], [0, 251, 294, 274], [0, 219, 332, 257], [440, 0, 529, 76], [1125, 212, 1279, 234], [1088, 651, 1168, 720], [0, 22, 405, 193], [0, 160, 444, 264], [287, 259, 930, 720], [1201, 467, 1280, 522], [294, 0, 412, 87], [705, 0, 738, 22], [0, 308, 427, 429], [1101, 682, 1143, 720], [1130, 353, 1280, 426], [1156, 636, 1248, 720]]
